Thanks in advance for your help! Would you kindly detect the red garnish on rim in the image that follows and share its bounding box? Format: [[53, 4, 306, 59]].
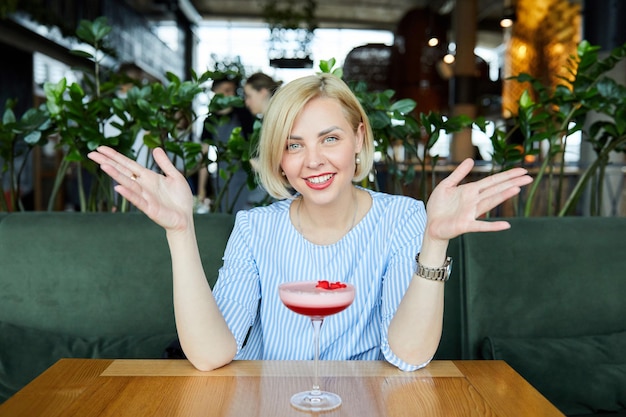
[[316, 280, 347, 290]]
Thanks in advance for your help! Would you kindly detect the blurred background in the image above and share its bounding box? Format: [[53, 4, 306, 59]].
[[1, 0, 625, 215]]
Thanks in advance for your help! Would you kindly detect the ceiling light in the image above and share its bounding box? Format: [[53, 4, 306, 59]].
[[428, 37, 439, 47], [500, 5, 516, 28], [500, 17, 514, 28]]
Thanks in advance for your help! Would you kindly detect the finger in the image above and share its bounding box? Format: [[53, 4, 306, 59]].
[[96, 161, 149, 210], [90, 152, 131, 185], [98, 162, 143, 193], [92, 146, 145, 181], [441, 158, 475, 186], [475, 175, 533, 216], [470, 220, 512, 233], [88, 152, 125, 181], [476, 185, 522, 215], [113, 183, 148, 211], [152, 147, 180, 178], [476, 167, 530, 193], [478, 173, 532, 202]]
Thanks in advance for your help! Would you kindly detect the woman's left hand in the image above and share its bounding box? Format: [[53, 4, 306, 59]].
[[425, 158, 533, 241]]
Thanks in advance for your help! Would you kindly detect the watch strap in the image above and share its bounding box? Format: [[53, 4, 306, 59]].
[[415, 253, 452, 282]]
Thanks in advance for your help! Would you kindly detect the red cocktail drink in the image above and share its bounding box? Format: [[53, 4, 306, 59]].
[[283, 303, 352, 317], [278, 280, 355, 412], [279, 281, 355, 319]]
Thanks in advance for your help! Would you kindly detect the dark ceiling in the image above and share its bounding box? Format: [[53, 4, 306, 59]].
[[129, 0, 506, 31]]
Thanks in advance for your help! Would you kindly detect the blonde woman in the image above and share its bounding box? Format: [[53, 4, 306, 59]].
[[88, 73, 531, 372]]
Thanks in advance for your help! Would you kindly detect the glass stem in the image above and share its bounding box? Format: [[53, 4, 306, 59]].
[[311, 318, 323, 394]]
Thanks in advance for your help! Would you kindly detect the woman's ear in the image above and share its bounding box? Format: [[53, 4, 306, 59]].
[[355, 122, 365, 153]]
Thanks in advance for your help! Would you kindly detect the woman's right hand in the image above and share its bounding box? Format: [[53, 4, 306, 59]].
[[87, 146, 194, 231]]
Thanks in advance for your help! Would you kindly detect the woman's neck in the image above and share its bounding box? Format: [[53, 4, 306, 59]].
[[294, 187, 362, 245]]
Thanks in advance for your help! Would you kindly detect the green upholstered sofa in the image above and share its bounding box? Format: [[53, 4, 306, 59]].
[[438, 217, 626, 417], [0, 213, 625, 416], [0, 211, 235, 404]]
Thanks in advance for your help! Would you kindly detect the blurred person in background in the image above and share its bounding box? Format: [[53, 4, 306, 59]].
[[244, 72, 283, 118], [197, 75, 255, 213]]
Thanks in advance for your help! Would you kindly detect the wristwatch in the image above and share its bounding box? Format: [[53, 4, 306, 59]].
[[415, 253, 452, 282]]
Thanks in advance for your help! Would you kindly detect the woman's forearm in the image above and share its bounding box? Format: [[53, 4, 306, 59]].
[[167, 223, 237, 371], [387, 232, 448, 366]]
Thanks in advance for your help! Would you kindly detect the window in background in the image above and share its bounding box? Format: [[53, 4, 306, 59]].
[[196, 21, 394, 83]]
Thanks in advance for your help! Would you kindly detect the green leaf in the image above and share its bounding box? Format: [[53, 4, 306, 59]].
[[23, 130, 42, 144], [142, 133, 161, 149], [2, 107, 16, 125], [426, 130, 441, 148], [70, 50, 95, 60], [389, 99, 416, 114], [68, 82, 86, 99], [75, 20, 96, 44], [91, 17, 112, 42], [137, 98, 152, 113], [369, 110, 391, 129], [66, 148, 83, 162], [519, 89, 534, 109], [332, 68, 343, 78]]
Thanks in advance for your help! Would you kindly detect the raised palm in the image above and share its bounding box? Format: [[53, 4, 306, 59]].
[[425, 159, 532, 241], [88, 146, 194, 231]]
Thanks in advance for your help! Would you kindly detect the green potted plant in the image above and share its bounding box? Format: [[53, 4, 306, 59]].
[[488, 40, 626, 216], [43, 17, 209, 212], [3, 16, 626, 218], [0, 99, 54, 211]]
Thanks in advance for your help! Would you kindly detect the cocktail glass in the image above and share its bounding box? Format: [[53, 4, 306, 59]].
[[278, 280, 355, 412]]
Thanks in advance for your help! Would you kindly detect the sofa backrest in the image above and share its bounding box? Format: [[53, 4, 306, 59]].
[[0, 212, 235, 338], [442, 217, 626, 360], [3, 212, 624, 362]]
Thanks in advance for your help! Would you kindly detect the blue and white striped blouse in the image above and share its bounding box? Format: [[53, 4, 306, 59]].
[[212, 188, 429, 371]]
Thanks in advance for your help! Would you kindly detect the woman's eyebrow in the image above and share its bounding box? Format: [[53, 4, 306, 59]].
[[318, 126, 343, 136], [287, 126, 344, 140]]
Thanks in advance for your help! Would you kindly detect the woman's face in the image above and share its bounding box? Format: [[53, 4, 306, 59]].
[[280, 96, 363, 206], [244, 85, 270, 116]]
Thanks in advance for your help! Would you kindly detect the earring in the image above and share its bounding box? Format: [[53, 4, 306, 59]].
[[355, 156, 361, 165], [281, 171, 286, 176]]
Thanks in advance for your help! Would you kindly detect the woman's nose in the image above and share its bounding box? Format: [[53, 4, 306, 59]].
[[305, 147, 324, 168]]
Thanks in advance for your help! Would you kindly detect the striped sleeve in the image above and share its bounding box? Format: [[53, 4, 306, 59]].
[[212, 210, 261, 353], [378, 199, 431, 371]]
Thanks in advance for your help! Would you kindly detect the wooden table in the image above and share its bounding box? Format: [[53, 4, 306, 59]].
[[0, 359, 564, 416]]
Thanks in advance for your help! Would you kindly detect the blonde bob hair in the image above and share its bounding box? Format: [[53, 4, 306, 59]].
[[256, 73, 375, 200]]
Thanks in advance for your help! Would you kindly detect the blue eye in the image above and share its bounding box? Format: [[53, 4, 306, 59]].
[[286, 142, 302, 151], [323, 136, 338, 143]]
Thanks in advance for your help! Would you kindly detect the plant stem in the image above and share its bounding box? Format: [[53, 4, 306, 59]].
[[547, 157, 555, 216], [0, 182, 7, 212], [77, 163, 87, 212], [420, 154, 427, 203], [212, 170, 233, 213], [228, 181, 247, 213], [524, 149, 552, 216], [48, 158, 71, 211], [596, 161, 607, 215], [558, 136, 626, 216], [556, 139, 567, 213]]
